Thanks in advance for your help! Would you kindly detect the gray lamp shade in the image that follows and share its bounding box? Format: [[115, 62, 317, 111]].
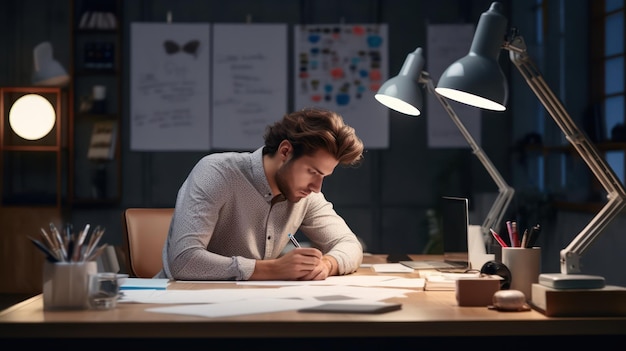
[[31, 42, 70, 86], [435, 2, 508, 111], [375, 47, 425, 116]]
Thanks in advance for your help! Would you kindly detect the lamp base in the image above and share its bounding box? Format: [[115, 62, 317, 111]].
[[538, 273, 605, 289]]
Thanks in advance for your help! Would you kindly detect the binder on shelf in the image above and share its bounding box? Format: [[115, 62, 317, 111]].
[[87, 120, 117, 160]]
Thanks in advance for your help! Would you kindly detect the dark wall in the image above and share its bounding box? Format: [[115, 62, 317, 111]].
[[6, 1, 626, 288], [1, 0, 512, 256]]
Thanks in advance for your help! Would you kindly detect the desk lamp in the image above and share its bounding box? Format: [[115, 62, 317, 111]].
[[375, 47, 514, 244], [435, 2, 626, 288], [31, 42, 70, 87]]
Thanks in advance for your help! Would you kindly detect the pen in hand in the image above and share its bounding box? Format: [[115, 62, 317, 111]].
[[288, 233, 301, 248]]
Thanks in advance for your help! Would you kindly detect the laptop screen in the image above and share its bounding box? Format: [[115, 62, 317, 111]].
[[441, 196, 470, 267]]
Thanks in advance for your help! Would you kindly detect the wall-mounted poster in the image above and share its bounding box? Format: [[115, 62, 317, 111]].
[[427, 24, 481, 148], [294, 24, 389, 149], [130, 23, 211, 151], [211, 24, 288, 150]]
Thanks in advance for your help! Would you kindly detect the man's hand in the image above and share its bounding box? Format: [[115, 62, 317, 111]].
[[251, 248, 335, 280]]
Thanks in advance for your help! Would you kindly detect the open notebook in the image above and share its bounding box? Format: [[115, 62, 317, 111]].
[[400, 196, 470, 272]]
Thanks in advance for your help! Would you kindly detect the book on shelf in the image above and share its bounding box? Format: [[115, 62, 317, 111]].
[[83, 41, 115, 70], [78, 11, 118, 30], [87, 120, 117, 160], [531, 283, 626, 317]]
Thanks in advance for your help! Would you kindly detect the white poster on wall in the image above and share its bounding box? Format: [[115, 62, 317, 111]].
[[211, 23, 288, 150], [293, 24, 389, 149], [427, 24, 481, 148], [130, 23, 211, 151]]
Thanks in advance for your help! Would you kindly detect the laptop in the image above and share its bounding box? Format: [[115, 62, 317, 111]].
[[400, 196, 471, 272]]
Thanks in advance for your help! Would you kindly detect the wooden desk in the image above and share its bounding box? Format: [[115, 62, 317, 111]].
[[1, 255, 625, 346]]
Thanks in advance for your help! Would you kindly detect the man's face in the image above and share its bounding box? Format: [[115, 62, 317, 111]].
[[275, 149, 339, 203]]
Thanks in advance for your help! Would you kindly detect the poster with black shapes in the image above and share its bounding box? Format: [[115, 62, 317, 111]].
[[211, 23, 288, 150], [130, 23, 211, 151], [293, 24, 389, 149]]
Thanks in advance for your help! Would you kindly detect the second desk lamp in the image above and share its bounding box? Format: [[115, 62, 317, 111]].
[[375, 47, 515, 247], [435, 2, 626, 288]]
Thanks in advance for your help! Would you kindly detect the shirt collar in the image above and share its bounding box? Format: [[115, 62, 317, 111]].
[[250, 147, 274, 202]]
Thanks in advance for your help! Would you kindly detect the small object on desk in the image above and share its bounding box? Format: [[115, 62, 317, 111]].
[[489, 228, 508, 248], [489, 290, 530, 312], [423, 271, 481, 291], [538, 273, 605, 289], [371, 263, 414, 273], [298, 302, 402, 314], [120, 278, 170, 290], [520, 228, 529, 248], [531, 283, 626, 317], [510, 221, 519, 247], [525, 224, 541, 247], [456, 276, 502, 307], [386, 253, 412, 263]]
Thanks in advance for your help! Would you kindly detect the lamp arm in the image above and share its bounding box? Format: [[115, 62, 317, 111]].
[[505, 34, 626, 274], [422, 73, 515, 241]]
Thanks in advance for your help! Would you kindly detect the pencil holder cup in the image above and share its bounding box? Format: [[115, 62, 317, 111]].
[[43, 261, 97, 310], [501, 247, 541, 300]]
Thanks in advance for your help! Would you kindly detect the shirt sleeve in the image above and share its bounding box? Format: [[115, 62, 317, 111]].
[[161, 157, 255, 280], [298, 193, 364, 275]]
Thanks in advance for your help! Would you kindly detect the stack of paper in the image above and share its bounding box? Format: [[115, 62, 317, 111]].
[[422, 272, 481, 291], [371, 263, 414, 273]]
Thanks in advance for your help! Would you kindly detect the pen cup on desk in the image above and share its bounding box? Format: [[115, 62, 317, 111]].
[[501, 247, 541, 300], [43, 261, 97, 310]]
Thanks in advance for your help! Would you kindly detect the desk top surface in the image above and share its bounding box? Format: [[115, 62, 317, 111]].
[[1, 254, 625, 339]]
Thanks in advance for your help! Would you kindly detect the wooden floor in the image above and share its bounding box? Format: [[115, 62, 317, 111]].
[[0, 294, 35, 311]]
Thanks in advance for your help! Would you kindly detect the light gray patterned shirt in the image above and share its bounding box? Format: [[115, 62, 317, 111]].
[[156, 147, 363, 280]]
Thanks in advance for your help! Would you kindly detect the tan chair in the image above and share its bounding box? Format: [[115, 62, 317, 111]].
[[121, 208, 174, 278]]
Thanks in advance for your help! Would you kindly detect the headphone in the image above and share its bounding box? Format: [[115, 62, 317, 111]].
[[480, 260, 512, 290]]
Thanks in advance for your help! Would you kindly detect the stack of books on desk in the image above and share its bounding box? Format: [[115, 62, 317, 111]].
[[120, 278, 170, 290], [531, 283, 626, 317], [422, 271, 481, 291]]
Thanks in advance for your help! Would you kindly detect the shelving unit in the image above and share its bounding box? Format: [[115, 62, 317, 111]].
[[524, 142, 626, 212], [69, 0, 122, 206]]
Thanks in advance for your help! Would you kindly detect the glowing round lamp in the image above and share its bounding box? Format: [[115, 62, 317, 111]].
[[8, 93, 56, 140]]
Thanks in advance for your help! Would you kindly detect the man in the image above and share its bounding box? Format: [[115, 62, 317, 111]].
[[156, 108, 365, 281]]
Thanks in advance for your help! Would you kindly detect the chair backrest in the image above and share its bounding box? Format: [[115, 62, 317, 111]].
[[121, 208, 174, 278]]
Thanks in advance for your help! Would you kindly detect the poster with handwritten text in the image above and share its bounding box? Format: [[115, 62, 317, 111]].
[[130, 23, 211, 151], [426, 24, 481, 148], [211, 24, 288, 150], [294, 24, 389, 149]]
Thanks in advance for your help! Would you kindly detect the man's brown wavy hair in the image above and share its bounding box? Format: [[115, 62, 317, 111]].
[[263, 107, 364, 167]]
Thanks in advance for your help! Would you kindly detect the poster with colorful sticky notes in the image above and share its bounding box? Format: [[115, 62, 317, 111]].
[[294, 24, 389, 149]]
